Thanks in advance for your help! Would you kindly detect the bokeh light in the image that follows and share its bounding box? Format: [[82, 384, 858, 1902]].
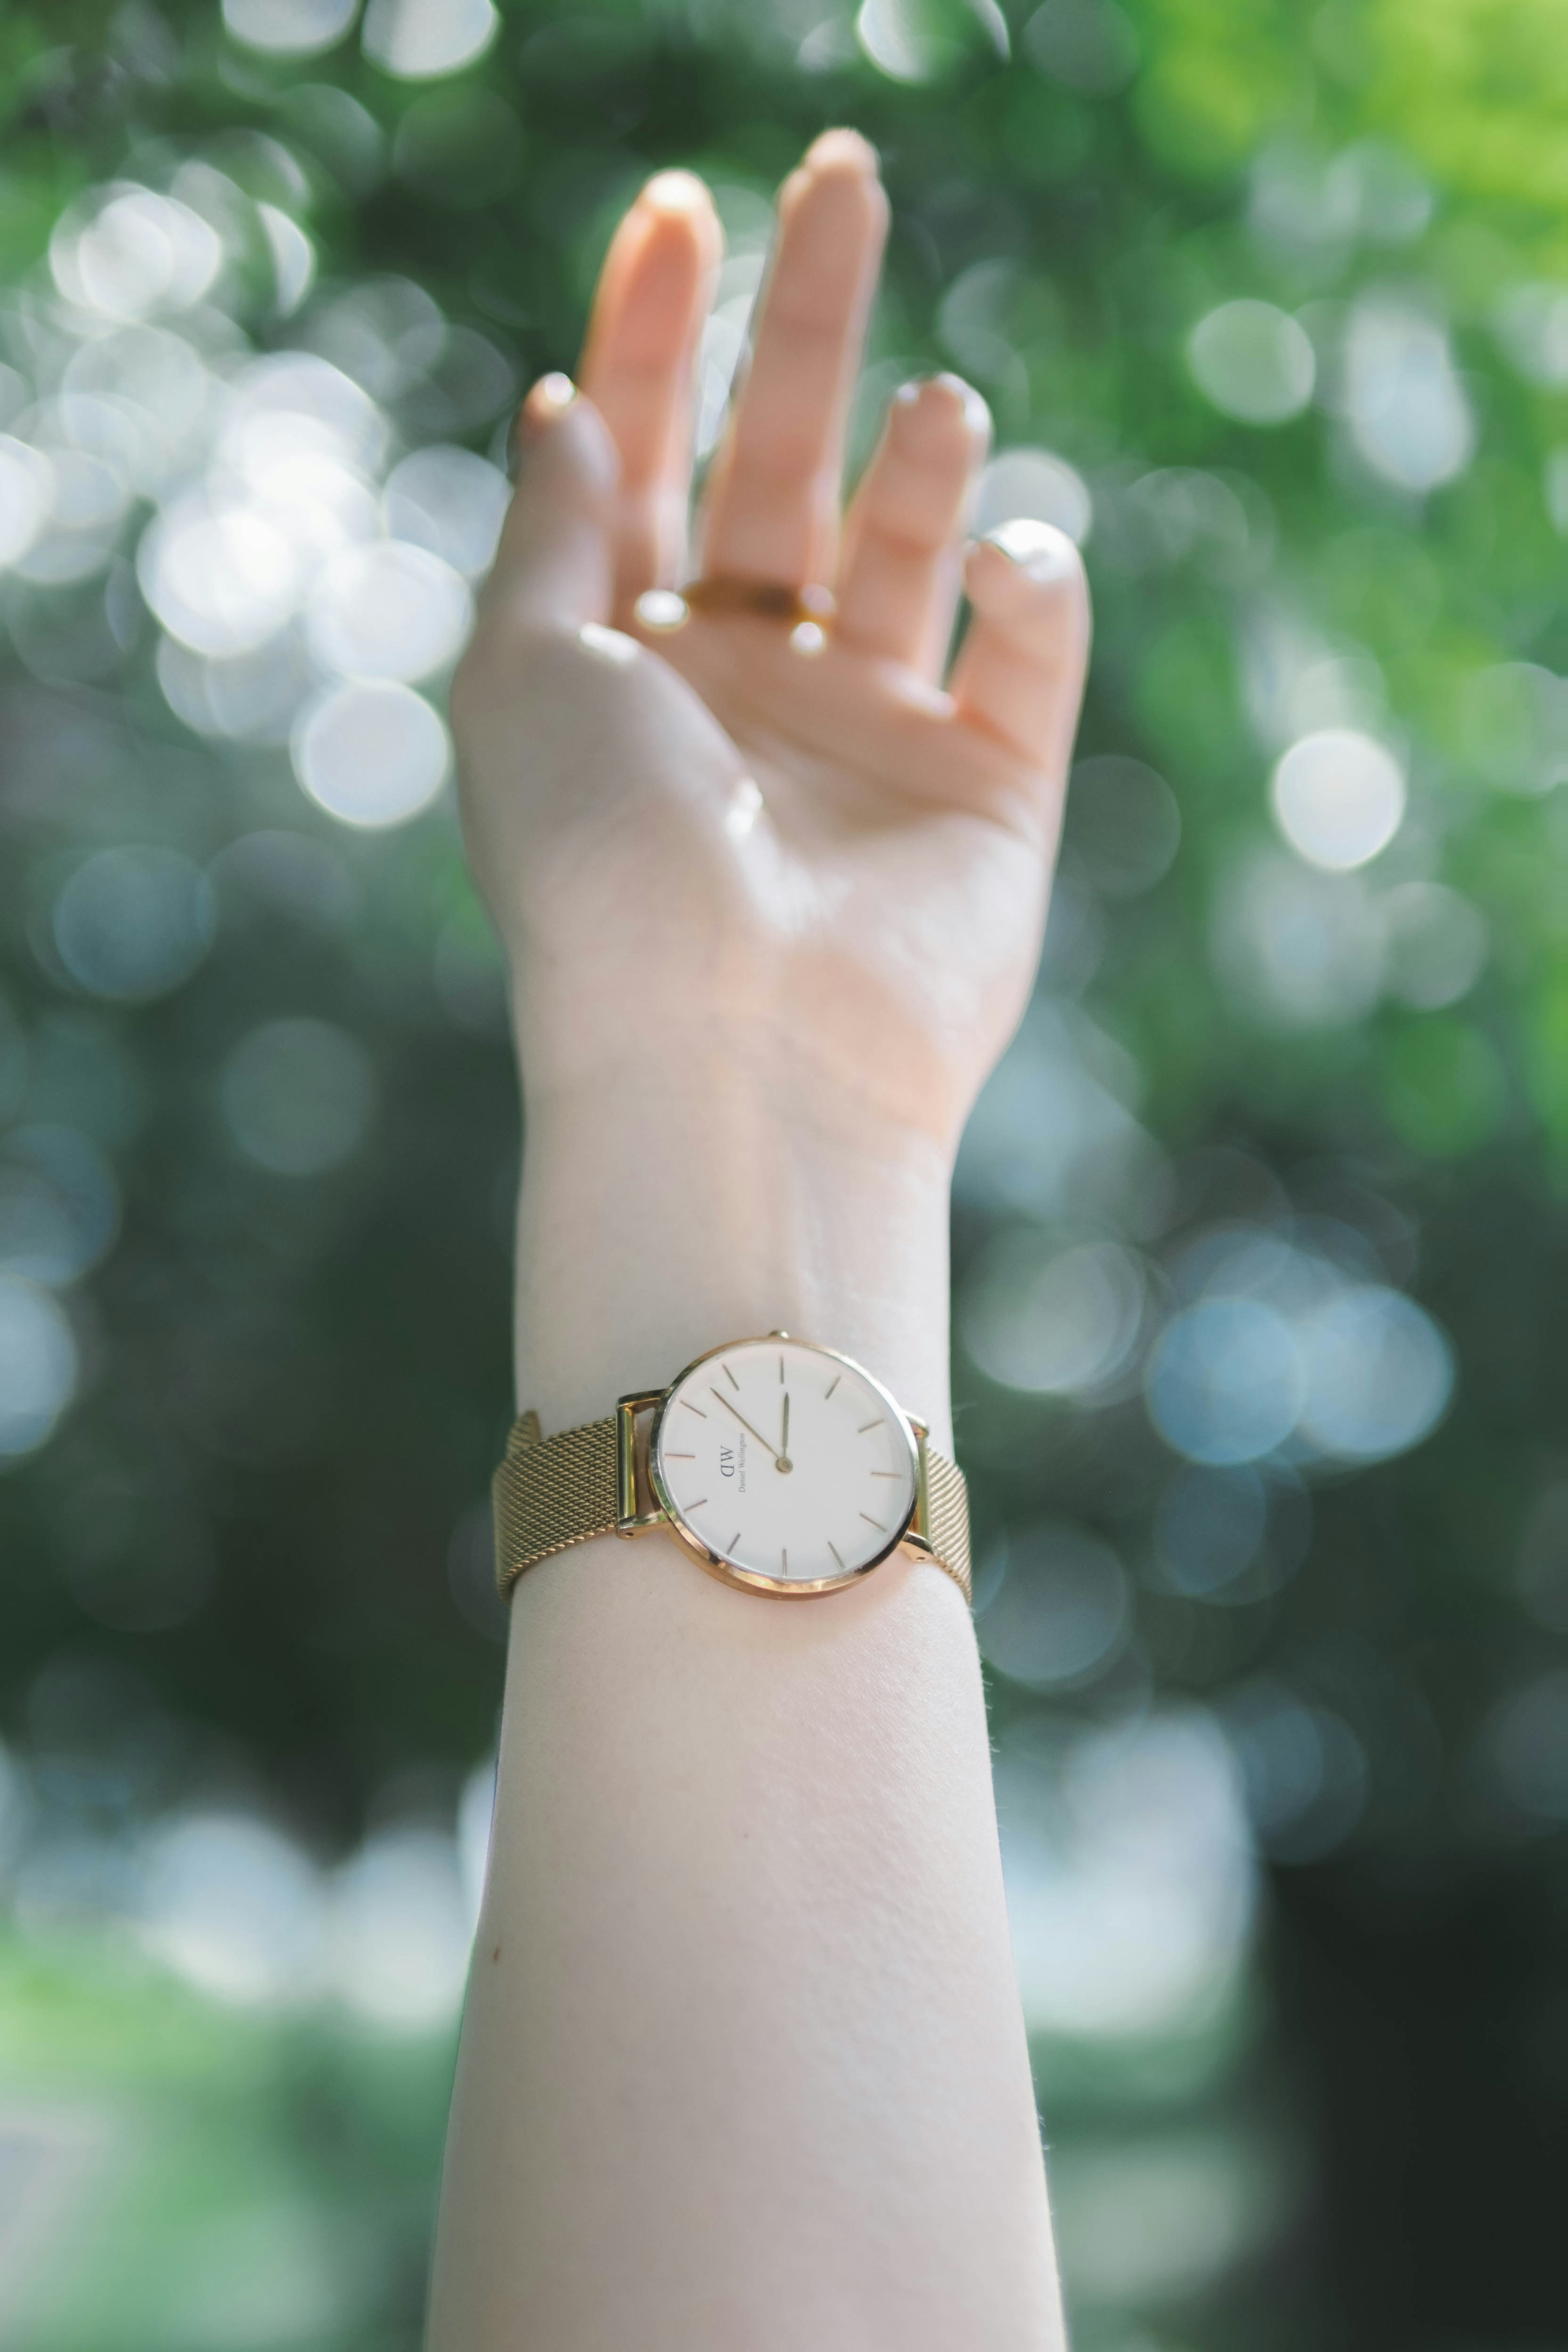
[[961, 1230, 1145, 1396], [0, 1125, 119, 1287], [1225, 1680, 1369, 1863], [53, 848, 216, 1003], [326, 1826, 473, 2030], [997, 1711, 1254, 2038], [974, 448, 1094, 546], [1342, 298, 1473, 492], [1295, 1286, 1453, 1461], [292, 678, 450, 824], [1381, 882, 1489, 1010], [223, 0, 360, 56], [977, 1523, 1131, 1689], [1155, 1465, 1269, 1599], [305, 539, 472, 681], [1214, 853, 1385, 1027], [1147, 1299, 1303, 1466], [139, 1812, 325, 2007], [140, 492, 308, 659], [1187, 301, 1316, 425], [220, 1018, 375, 1175], [51, 185, 222, 322], [0, 1275, 78, 1458], [1270, 728, 1406, 871], [0, 436, 53, 567], [383, 445, 510, 577], [361, 0, 499, 80]]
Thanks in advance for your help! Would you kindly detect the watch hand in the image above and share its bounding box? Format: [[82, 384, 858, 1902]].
[[780, 1390, 791, 1474], [711, 1388, 788, 1470]]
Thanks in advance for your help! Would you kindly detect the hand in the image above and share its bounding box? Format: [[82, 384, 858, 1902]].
[[452, 130, 1091, 1162]]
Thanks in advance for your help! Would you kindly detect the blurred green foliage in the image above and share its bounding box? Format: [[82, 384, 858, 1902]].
[[3, 1, 1568, 2347]]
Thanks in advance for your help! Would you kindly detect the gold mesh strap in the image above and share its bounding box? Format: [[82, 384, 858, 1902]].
[[492, 1407, 971, 1604], [919, 1444, 972, 1605], [492, 1409, 619, 1595]]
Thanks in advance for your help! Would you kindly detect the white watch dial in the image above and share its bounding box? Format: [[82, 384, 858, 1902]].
[[651, 1337, 919, 1590]]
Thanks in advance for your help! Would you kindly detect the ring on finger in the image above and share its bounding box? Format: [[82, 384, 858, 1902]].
[[634, 576, 835, 655]]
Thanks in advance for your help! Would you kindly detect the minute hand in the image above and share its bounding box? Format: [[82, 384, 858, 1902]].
[[711, 1388, 788, 1470]]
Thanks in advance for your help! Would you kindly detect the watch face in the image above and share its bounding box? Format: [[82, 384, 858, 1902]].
[[650, 1336, 919, 1594]]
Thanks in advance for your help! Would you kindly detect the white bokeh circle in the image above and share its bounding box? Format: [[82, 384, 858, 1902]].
[[292, 680, 450, 827], [1270, 729, 1405, 871]]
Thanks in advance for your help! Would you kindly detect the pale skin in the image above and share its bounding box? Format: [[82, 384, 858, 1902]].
[[428, 129, 1090, 2350]]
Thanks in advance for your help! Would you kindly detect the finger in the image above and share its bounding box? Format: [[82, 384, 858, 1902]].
[[478, 376, 619, 637], [698, 128, 888, 588], [579, 170, 723, 611], [949, 522, 1091, 778], [834, 374, 990, 675]]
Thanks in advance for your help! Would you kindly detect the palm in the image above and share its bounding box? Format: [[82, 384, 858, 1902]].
[[457, 133, 1087, 1151], [726, 628, 1063, 1085]]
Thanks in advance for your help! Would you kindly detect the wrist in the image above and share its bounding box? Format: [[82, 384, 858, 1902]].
[[510, 1029, 954, 1447]]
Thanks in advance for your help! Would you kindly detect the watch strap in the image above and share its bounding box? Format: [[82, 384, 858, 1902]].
[[917, 1435, 972, 1602], [492, 1408, 972, 1604], [492, 1409, 620, 1583]]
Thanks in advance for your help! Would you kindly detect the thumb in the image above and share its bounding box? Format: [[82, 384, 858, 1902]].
[[482, 374, 619, 635]]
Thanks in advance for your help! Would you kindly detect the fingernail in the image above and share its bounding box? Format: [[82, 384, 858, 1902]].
[[641, 169, 710, 216], [532, 372, 577, 418], [805, 127, 880, 178], [894, 376, 991, 441], [934, 372, 992, 437], [507, 374, 579, 479], [982, 518, 1080, 584]]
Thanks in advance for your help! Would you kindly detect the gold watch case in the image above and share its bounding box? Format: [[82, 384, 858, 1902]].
[[617, 1331, 932, 1599]]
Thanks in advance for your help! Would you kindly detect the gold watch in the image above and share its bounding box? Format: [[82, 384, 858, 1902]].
[[493, 1332, 971, 1603]]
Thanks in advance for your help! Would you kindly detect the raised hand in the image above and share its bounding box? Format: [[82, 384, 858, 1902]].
[[453, 130, 1090, 1157]]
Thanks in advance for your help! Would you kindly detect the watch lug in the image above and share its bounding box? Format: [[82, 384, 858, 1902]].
[[616, 1390, 667, 1535], [906, 1419, 935, 1554]]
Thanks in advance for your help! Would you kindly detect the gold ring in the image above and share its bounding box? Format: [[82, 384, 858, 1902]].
[[684, 578, 835, 622], [634, 577, 835, 654]]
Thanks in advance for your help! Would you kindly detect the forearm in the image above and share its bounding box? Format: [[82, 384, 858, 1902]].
[[426, 1053, 1063, 2350]]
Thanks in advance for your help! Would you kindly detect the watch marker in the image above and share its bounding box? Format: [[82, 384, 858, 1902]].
[[828, 1541, 845, 1570], [728, 1530, 742, 1552], [779, 1354, 785, 1382], [857, 1419, 880, 1434], [781, 1548, 788, 1575], [870, 1470, 900, 1478], [824, 1374, 840, 1400], [860, 1511, 886, 1531], [666, 1450, 696, 1459], [680, 1400, 708, 1417], [685, 1497, 709, 1510], [723, 1362, 739, 1390]]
